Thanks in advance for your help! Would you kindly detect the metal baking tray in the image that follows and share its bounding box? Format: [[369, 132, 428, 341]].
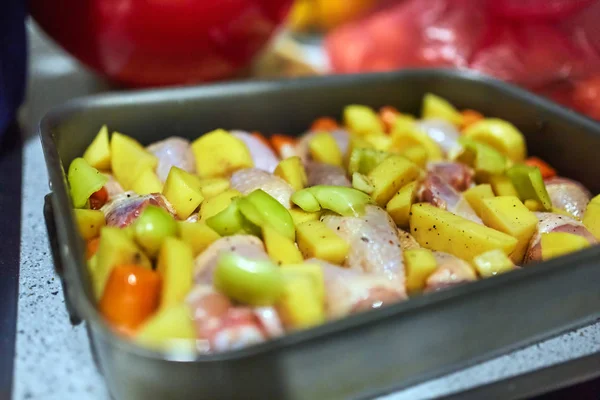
[[41, 69, 600, 400]]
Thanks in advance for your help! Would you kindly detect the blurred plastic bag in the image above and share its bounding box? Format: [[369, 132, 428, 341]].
[[325, 0, 600, 119]]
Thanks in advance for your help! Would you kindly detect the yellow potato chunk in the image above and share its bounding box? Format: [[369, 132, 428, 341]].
[[73, 209, 105, 240], [136, 303, 196, 350], [409, 203, 518, 261], [368, 155, 420, 206], [131, 168, 163, 195], [83, 125, 111, 170], [277, 273, 324, 330], [309, 132, 343, 166], [274, 156, 308, 191], [198, 178, 230, 199], [386, 181, 418, 228], [391, 116, 443, 161], [463, 184, 495, 218], [422, 93, 464, 126], [263, 225, 304, 265], [490, 175, 519, 197], [463, 118, 527, 162], [111, 132, 158, 190], [404, 248, 438, 294], [162, 167, 205, 220], [199, 189, 242, 221], [524, 200, 544, 212], [364, 132, 392, 152], [191, 129, 253, 178], [399, 145, 428, 168], [177, 221, 221, 256], [479, 196, 538, 264], [94, 227, 151, 299], [541, 232, 591, 260], [472, 249, 515, 278], [583, 195, 600, 240], [288, 207, 321, 226], [296, 221, 349, 265], [343, 104, 384, 136], [157, 237, 194, 310], [280, 263, 325, 302]]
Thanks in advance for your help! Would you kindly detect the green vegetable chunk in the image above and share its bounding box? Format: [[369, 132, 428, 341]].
[[290, 190, 321, 213], [506, 165, 552, 211], [456, 138, 506, 182], [214, 252, 283, 306], [205, 198, 259, 237], [347, 147, 390, 176], [67, 157, 108, 208], [292, 186, 372, 217], [238, 189, 295, 241], [133, 206, 179, 257]]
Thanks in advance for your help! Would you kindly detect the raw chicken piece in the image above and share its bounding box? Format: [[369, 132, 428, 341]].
[[524, 212, 597, 263], [185, 213, 199, 223], [101, 192, 175, 227], [102, 173, 124, 199], [295, 129, 350, 163], [306, 161, 351, 187], [398, 229, 420, 251], [193, 235, 269, 284], [416, 119, 461, 155], [427, 162, 474, 192], [230, 168, 294, 208], [545, 177, 592, 219], [321, 205, 406, 284], [186, 286, 283, 352], [146, 137, 196, 183], [308, 259, 406, 319], [425, 252, 477, 293], [231, 130, 280, 173], [418, 173, 482, 224]]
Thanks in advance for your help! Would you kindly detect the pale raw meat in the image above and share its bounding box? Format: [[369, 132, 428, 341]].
[[416, 119, 461, 155], [545, 177, 592, 219], [306, 161, 351, 187], [230, 168, 295, 208], [418, 173, 482, 224], [101, 192, 175, 227], [425, 252, 477, 292], [146, 137, 196, 183], [231, 130, 280, 173]]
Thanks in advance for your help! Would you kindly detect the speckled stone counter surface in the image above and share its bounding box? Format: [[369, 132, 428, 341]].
[[12, 24, 600, 400]]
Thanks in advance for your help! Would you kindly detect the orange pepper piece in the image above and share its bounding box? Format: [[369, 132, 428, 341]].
[[89, 187, 108, 210], [310, 117, 339, 132], [271, 134, 298, 158], [99, 265, 161, 335], [460, 109, 484, 130], [86, 237, 101, 260], [251, 131, 273, 149], [525, 157, 557, 179], [379, 106, 400, 133]]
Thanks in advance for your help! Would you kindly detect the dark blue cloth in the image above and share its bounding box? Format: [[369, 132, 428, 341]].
[[0, 0, 26, 138]]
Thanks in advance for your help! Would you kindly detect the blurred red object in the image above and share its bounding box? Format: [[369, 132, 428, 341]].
[[326, 0, 600, 120], [30, 0, 293, 87]]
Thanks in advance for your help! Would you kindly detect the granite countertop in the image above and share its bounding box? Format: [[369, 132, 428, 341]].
[[12, 24, 600, 400]]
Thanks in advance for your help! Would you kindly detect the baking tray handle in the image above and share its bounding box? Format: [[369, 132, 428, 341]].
[[43, 193, 82, 325]]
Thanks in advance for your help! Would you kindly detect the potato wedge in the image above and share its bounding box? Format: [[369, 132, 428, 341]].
[[157, 237, 194, 309], [111, 132, 158, 190], [296, 221, 349, 265], [83, 125, 111, 170], [191, 129, 253, 178], [162, 167, 204, 220], [368, 155, 420, 206]]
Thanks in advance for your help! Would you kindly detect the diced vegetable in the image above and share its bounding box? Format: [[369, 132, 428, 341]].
[[347, 147, 390, 176], [507, 165, 552, 211], [156, 237, 194, 309], [111, 132, 158, 190], [277, 272, 324, 329], [274, 156, 308, 191], [541, 232, 591, 260], [463, 184, 495, 218], [214, 252, 283, 306], [89, 187, 109, 210], [251, 131, 272, 148], [399, 145, 428, 168], [368, 155, 420, 206], [391, 116, 443, 161], [309, 132, 343, 166], [131, 168, 163, 195], [94, 227, 152, 299], [198, 178, 230, 199], [363, 132, 393, 152], [472, 249, 515, 278], [524, 200, 544, 212], [263, 225, 304, 265], [74, 209, 105, 241], [288, 207, 321, 226], [344, 104, 384, 136], [205, 198, 259, 237], [352, 172, 374, 194], [479, 196, 538, 264], [409, 203, 518, 261], [271, 135, 297, 158], [462, 118, 527, 162], [136, 303, 196, 349], [456, 138, 506, 182], [379, 106, 400, 132], [68, 158, 109, 208], [292, 186, 372, 217], [422, 93, 463, 126], [583, 195, 600, 240], [99, 264, 161, 334], [238, 189, 295, 240], [162, 167, 205, 220], [191, 129, 253, 178], [280, 263, 325, 302], [83, 125, 111, 170], [489, 175, 519, 197], [311, 117, 339, 132], [524, 157, 557, 179], [132, 206, 178, 257], [404, 248, 438, 294], [86, 237, 101, 260], [296, 221, 349, 265], [177, 221, 220, 256], [199, 189, 241, 221], [386, 181, 418, 228], [460, 109, 484, 130]]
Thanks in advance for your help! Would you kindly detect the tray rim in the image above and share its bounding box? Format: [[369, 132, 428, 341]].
[[40, 68, 600, 364]]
